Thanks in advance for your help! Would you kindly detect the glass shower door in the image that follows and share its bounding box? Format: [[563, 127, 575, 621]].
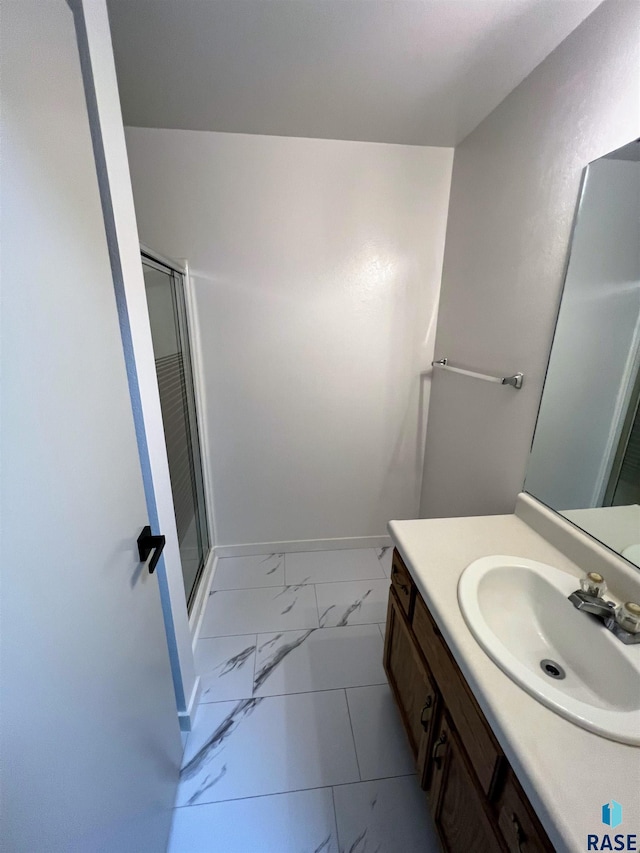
[[142, 252, 210, 610]]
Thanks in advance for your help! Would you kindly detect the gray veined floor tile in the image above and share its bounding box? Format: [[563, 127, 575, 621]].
[[333, 776, 440, 853], [176, 690, 360, 807], [253, 624, 386, 697], [346, 684, 415, 781], [285, 548, 385, 585], [168, 788, 339, 853], [378, 623, 387, 641], [375, 545, 394, 578], [315, 579, 390, 628], [212, 553, 285, 590], [195, 635, 257, 703], [199, 583, 319, 637]]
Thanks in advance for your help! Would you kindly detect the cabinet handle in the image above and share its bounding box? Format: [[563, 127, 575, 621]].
[[420, 696, 434, 730], [431, 731, 447, 769], [392, 568, 409, 594], [511, 813, 526, 852]]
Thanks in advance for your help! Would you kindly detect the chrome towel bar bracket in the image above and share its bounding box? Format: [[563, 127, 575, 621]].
[[432, 358, 523, 390]]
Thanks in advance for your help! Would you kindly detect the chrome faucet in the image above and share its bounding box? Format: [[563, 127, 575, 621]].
[[569, 572, 640, 645]]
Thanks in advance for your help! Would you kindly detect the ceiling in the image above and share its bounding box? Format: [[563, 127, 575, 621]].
[[108, 0, 602, 147]]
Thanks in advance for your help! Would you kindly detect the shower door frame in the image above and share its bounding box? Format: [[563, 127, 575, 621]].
[[141, 245, 215, 617]]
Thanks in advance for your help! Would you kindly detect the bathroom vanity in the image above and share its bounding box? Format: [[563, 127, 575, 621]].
[[384, 546, 553, 852], [384, 495, 640, 853]]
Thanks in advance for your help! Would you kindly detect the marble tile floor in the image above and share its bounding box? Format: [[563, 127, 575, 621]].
[[169, 547, 440, 853]]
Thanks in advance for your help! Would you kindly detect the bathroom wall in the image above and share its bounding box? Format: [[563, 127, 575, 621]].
[[420, 0, 640, 519], [125, 129, 453, 547]]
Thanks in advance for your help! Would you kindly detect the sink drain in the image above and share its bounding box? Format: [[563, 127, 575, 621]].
[[540, 659, 566, 680]]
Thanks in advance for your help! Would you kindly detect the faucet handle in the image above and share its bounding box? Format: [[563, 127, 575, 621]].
[[580, 571, 607, 598], [615, 602, 640, 634]]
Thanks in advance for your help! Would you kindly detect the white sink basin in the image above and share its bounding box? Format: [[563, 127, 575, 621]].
[[458, 556, 640, 745]]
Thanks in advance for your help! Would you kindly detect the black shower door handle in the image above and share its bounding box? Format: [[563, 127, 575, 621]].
[[137, 526, 166, 574]]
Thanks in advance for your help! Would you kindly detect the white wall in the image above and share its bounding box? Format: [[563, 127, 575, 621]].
[[525, 159, 640, 509], [125, 129, 453, 547], [419, 0, 640, 519]]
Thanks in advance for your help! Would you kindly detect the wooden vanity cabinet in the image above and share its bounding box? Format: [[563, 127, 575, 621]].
[[430, 714, 506, 853], [496, 770, 554, 853], [383, 588, 441, 786], [413, 592, 504, 796], [390, 548, 414, 618], [384, 549, 554, 853]]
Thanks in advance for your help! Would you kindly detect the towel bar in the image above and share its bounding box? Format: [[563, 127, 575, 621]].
[[431, 358, 523, 390]]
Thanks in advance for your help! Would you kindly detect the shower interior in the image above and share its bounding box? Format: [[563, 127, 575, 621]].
[[142, 249, 210, 610]]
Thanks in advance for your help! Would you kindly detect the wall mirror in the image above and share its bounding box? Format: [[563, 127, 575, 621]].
[[525, 138, 640, 569]]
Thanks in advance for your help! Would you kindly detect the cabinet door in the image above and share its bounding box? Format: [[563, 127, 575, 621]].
[[383, 589, 440, 782], [429, 715, 506, 853], [497, 771, 554, 853]]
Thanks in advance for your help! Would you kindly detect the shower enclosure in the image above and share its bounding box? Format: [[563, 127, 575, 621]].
[[142, 248, 210, 610]]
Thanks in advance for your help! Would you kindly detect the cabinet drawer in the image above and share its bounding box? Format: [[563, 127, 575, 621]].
[[390, 549, 414, 618], [497, 770, 554, 853], [413, 594, 504, 796]]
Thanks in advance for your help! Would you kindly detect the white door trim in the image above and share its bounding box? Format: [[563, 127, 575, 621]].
[[179, 259, 220, 563]]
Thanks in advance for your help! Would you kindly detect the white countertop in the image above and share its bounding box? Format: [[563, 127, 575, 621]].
[[388, 496, 640, 853]]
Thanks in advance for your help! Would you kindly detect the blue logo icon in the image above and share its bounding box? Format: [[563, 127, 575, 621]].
[[602, 801, 623, 829]]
